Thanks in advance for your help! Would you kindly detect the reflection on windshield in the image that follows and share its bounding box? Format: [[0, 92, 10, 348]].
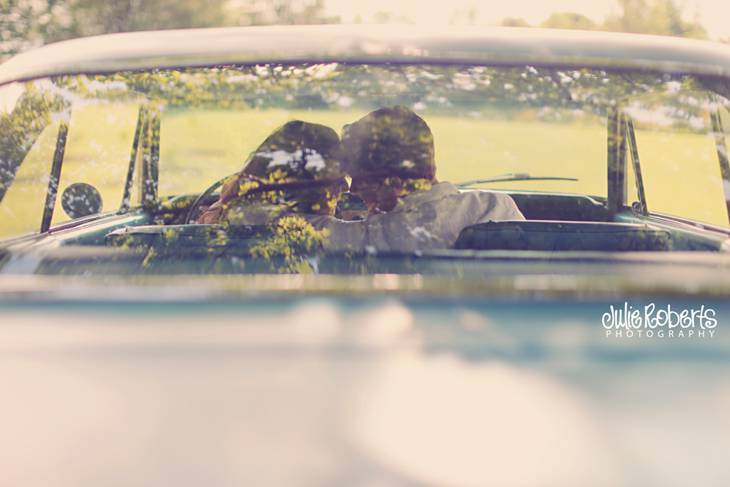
[[0, 82, 23, 114], [1, 63, 729, 273]]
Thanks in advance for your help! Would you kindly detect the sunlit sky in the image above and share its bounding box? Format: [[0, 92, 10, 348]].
[[325, 0, 730, 40]]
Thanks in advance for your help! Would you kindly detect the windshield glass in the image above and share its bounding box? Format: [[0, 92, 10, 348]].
[[1, 63, 729, 274], [151, 65, 613, 199]]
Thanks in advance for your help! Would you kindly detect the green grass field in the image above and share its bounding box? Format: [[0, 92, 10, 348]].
[[2, 104, 728, 238]]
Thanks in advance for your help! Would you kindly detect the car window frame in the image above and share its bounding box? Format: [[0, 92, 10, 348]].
[[3, 63, 730, 239]]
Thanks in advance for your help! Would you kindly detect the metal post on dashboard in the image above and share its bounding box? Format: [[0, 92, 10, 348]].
[[40, 121, 69, 233], [607, 106, 627, 215], [625, 117, 648, 216], [121, 106, 146, 212], [710, 110, 730, 225]]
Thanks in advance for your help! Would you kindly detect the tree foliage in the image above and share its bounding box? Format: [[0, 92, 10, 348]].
[[502, 0, 707, 39], [540, 12, 598, 31], [0, 0, 337, 61], [0, 0, 71, 58], [234, 0, 338, 26], [499, 17, 530, 28], [0, 0, 714, 64], [67, 0, 231, 35], [603, 0, 706, 38]]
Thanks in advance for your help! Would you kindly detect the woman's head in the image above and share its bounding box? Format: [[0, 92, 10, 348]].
[[230, 120, 347, 216]]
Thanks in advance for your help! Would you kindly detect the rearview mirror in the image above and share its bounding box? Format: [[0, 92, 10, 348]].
[[61, 183, 102, 219]]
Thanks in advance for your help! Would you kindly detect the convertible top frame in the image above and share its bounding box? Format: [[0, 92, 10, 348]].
[[2, 26, 730, 85]]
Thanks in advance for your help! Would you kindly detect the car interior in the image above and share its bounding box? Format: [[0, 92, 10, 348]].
[[3, 64, 730, 276], [92, 105, 730, 257]]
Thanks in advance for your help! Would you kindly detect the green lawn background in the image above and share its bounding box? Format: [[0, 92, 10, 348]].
[[1, 104, 727, 238]]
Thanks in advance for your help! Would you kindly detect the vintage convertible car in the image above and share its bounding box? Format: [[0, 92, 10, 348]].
[[1, 26, 730, 486]]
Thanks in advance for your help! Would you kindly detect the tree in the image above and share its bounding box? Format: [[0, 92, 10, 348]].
[[450, 7, 478, 26], [0, 0, 341, 61], [498, 0, 707, 39], [603, 0, 706, 38], [499, 17, 530, 28], [0, 0, 72, 58], [0, 0, 234, 60], [371, 10, 412, 24], [67, 0, 231, 36], [233, 0, 339, 26], [541, 12, 597, 31]]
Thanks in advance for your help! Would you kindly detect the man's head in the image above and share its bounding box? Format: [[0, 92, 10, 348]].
[[341, 106, 436, 213], [222, 120, 347, 219]]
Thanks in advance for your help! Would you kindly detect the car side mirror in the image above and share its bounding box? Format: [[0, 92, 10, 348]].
[[61, 182, 103, 219]]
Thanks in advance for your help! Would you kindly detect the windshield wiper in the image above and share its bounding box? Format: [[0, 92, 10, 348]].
[[456, 173, 578, 188]]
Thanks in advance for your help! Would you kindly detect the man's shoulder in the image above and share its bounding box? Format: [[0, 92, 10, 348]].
[[443, 188, 514, 203], [441, 187, 500, 206], [397, 183, 515, 214], [420, 183, 513, 204], [395, 181, 458, 209], [468, 189, 515, 203], [432, 187, 524, 222]]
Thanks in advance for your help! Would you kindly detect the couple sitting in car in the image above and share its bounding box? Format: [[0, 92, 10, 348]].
[[198, 106, 524, 252]]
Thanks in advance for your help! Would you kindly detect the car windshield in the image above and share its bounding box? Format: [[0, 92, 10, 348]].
[[1, 63, 730, 275]]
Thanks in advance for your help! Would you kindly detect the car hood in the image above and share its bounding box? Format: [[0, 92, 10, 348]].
[[1, 296, 729, 486]]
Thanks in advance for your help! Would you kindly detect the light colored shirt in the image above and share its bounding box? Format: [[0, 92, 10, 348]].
[[310, 182, 525, 253]]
